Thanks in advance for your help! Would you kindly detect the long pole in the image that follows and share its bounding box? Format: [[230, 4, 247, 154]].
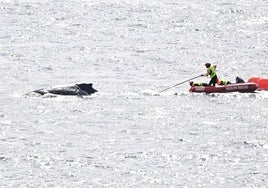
[[159, 75, 202, 92]]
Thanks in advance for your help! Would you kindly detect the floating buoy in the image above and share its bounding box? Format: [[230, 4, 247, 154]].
[[248, 76, 261, 84], [248, 76, 268, 90], [258, 78, 268, 90]]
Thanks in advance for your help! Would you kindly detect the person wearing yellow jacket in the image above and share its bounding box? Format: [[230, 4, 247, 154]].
[[189, 81, 209, 87], [217, 79, 231, 85], [201, 63, 218, 86]]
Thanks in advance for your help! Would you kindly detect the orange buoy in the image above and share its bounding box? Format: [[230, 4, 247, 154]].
[[257, 78, 268, 90], [248, 76, 261, 84]]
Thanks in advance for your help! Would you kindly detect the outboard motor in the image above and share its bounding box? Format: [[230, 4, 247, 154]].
[[236, 76, 245, 83]]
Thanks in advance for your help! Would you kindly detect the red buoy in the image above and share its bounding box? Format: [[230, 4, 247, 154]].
[[258, 78, 268, 90], [248, 76, 261, 84]]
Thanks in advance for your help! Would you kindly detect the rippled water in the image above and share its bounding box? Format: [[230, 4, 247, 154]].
[[0, 0, 267, 187]]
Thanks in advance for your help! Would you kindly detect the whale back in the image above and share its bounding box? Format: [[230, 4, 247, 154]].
[[27, 83, 98, 96], [76, 83, 98, 95], [48, 85, 81, 95]]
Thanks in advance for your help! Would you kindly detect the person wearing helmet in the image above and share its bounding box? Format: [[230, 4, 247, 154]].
[[201, 63, 218, 86]]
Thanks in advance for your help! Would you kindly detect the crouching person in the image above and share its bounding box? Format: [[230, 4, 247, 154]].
[[190, 81, 209, 87], [217, 79, 231, 85]]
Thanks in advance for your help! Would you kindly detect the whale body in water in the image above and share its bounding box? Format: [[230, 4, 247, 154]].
[[28, 83, 97, 96]]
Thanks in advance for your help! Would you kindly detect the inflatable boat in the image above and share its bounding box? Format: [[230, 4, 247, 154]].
[[189, 82, 258, 93]]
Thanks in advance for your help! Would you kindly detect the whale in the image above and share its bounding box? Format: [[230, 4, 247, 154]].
[[27, 83, 97, 96]]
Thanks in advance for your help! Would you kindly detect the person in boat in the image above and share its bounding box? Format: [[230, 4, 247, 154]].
[[201, 63, 218, 86], [189, 81, 209, 87], [217, 79, 231, 85]]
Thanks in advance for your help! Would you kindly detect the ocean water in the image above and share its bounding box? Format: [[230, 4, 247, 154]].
[[0, 0, 267, 187]]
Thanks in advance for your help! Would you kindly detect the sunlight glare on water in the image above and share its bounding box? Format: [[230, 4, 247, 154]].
[[0, 0, 267, 187]]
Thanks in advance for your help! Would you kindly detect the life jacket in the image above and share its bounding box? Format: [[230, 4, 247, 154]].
[[196, 82, 204, 86], [217, 79, 228, 85], [207, 66, 217, 78], [192, 82, 206, 86]]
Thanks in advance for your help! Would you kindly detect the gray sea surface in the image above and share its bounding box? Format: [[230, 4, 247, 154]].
[[0, 0, 267, 187]]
